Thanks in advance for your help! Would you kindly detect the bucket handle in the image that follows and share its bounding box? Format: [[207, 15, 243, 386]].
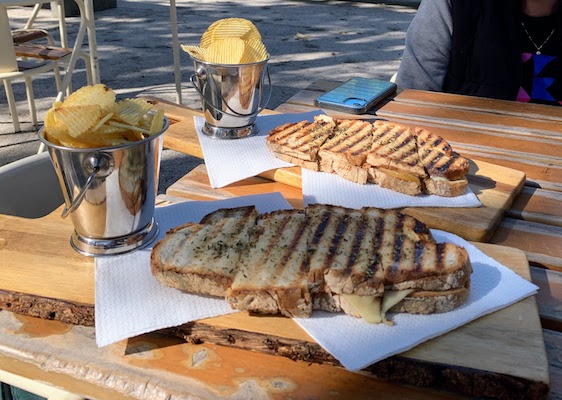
[[190, 65, 272, 118], [61, 152, 114, 219], [61, 166, 99, 219]]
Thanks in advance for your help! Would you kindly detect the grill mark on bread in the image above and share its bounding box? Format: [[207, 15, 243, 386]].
[[348, 217, 367, 269], [415, 127, 452, 155], [266, 117, 336, 161], [281, 214, 309, 274], [371, 122, 420, 169], [320, 120, 373, 158], [419, 149, 454, 175]]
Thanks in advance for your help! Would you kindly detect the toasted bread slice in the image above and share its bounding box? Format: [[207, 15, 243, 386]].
[[415, 127, 469, 181], [380, 239, 471, 288], [317, 119, 373, 184], [226, 209, 312, 318], [387, 283, 470, 315], [151, 205, 472, 323], [415, 126, 453, 156], [270, 150, 320, 171], [367, 120, 427, 178], [361, 206, 434, 243], [266, 115, 336, 162], [150, 206, 259, 297], [306, 204, 385, 297], [319, 119, 373, 166]]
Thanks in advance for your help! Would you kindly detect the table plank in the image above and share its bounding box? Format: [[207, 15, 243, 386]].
[[490, 218, 562, 272], [390, 89, 562, 122], [531, 267, 562, 331]]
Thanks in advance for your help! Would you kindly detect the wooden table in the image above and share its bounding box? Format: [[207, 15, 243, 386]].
[[1, 85, 561, 399]]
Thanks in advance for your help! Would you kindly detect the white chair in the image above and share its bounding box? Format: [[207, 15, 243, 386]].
[[0, 1, 93, 133], [0, 152, 64, 218]]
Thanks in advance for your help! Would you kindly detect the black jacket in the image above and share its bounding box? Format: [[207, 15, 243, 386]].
[[444, 0, 562, 101], [444, 0, 523, 100]]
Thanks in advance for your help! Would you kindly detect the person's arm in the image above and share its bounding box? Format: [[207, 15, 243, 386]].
[[395, 0, 453, 91]]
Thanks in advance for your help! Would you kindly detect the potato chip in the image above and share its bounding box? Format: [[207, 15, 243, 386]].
[[200, 19, 223, 48], [149, 109, 165, 134], [211, 18, 257, 41], [43, 84, 166, 148], [113, 98, 153, 126], [54, 105, 102, 138], [91, 112, 114, 132], [63, 84, 116, 115], [55, 130, 107, 148], [205, 37, 246, 64], [240, 38, 269, 63], [183, 18, 266, 65], [180, 45, 206, 60]]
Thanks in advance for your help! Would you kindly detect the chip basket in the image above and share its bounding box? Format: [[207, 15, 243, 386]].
[[38, 116, 169, 256], [190, 57, 271, 139]]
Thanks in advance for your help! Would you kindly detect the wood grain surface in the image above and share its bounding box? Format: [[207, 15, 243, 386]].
[[0, 206, 553, 399]]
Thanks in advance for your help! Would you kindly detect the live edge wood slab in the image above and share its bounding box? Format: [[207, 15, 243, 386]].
[[0, 207, 552, 399]]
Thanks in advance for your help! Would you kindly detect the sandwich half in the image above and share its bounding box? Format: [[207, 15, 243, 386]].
[[266, 116, 471, 197], [151, 205, 472, 324]]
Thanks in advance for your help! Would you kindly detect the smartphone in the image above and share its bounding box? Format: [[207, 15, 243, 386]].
[[314, 77, 397, 114]]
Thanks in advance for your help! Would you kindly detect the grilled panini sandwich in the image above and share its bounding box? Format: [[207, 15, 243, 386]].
[[266, 116, 470, 197], [151, 204, 472, 324]]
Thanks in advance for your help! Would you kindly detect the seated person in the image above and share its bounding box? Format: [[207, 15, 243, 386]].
[[395, 0, 562, 106]]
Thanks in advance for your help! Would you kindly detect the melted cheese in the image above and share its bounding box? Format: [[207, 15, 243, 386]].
[[381, 289, 415, 315], [429, 176, 452, 182], [341, 294, 382, 324], [341, 289, 415, 324], [378, 168, 420, 183]]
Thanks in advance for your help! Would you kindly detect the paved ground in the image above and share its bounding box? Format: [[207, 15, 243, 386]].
[[1, 0, 418, 193]]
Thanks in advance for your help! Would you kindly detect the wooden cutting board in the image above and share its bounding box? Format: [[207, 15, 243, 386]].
[[0, 209, 550, 399], [166, 158, 526, 243]]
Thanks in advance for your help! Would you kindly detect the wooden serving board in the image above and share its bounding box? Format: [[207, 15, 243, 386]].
[[166, 158, 525, 243], [0, 209, 551, 399]]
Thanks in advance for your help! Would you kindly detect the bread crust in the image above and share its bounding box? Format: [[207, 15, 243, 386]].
[[424, 177, 468, 197], [388, 284, 470, 314]]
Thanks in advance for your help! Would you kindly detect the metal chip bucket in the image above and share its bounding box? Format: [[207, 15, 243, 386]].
[[38, 116, 169, 256], [190, 57, 271, 139]]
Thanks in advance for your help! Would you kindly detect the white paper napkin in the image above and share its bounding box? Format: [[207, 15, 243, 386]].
[[294, 230, 538, 371], [95, 192, 292, 347], [95, 194, 537, 373], [302, 169, 482, 209], [195, 111, 324, 188]]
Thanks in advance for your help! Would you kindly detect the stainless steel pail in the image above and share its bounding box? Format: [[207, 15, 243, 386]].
[[38, 116, 169, 256], [190, 57, 271, 139]]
